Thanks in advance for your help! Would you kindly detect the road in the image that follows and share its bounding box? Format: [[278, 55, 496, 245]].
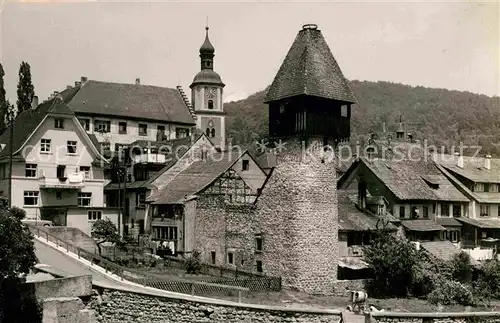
[[34, 239, 126, 287]]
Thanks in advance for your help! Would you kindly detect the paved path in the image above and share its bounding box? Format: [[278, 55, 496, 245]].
[[34, 239, 128, 287]]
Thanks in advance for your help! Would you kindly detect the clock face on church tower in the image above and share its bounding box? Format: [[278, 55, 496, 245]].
[[206, 87, 217, 99]]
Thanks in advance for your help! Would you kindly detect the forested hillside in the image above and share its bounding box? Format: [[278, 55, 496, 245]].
[[225, 80, 500, 156]]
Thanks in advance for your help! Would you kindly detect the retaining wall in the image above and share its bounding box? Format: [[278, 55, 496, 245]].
[[87, 286, 343, 323]]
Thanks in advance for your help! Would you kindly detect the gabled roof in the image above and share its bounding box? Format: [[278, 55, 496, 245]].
[[148, 149, 245, 205], [436, 154, 500, 183], [63, 80, 195, 125], [340, 158, 469, 202], [338, 202, 397, 232], [0, 97, 105, 162], [265, 24, 356, 104], [0, 99, 70, 158]]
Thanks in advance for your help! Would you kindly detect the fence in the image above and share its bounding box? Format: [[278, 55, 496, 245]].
[[28, 225, 249, 302]]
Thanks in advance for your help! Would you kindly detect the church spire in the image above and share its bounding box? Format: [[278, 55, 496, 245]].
[[199, 23, 215, 70]]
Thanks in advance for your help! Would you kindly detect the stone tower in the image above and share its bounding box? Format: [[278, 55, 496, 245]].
[[190, 25, 226, 149], [256, 24, 356, 295]]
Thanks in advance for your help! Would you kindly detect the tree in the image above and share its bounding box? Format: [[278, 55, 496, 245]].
[[0, 63, 6, 135], [91, 218, 121, 256], [16, 61, 35, 114], [363, 229, 422, 297], [0, 206, 41, 322]]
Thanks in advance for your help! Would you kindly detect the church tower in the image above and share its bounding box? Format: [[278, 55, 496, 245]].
[[190, 25, 226, 149]]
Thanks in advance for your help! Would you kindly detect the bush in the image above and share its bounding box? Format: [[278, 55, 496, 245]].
[[185, 250, 202, 274], [427, 278, 474, 306]]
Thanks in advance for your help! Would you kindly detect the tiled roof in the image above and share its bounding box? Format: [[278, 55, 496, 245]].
[[0, 98, 72, 158], [436, 154, 500, 183], [421, 241, 460, 262], [401, 220, 445, 232], [145, 135, 207, 185], [362, 158, 469, 202], [474, 193, 500, 204], [64, 80, 195, 125], [338, 202, 397, 232], [265, 25, 356, 104], [148, 150, 242, 204], [436, 217, 462, 227], [457, 217, 500, 229]]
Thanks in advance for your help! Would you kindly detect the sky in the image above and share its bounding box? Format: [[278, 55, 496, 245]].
[[0, 0, 498, 104]]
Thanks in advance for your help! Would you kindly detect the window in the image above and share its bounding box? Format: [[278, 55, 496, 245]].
[[256, 260, 263, 273], [411, 206, 419, 219], [175, 128, 189, 139], [453, 205, 461, 218], [441, 203, 450, 217], [423, 206, 429, 218], [87, 210, 102, 221], [242, 160, 250, 171], [136, 192, 146, 208], [449, 230, 459, 243], [78, 192, 92, 207], [25, 164, 37, 178], [498, 206, 500, 218], [399, 206, 405, 219], [474, 183, 484, 192], [208, 100, 214, 109], [491, 184, 499, 193], [157, 125, 166, 141], [227, 252, 234, 265], [480, 205, 490, 217], [94, 120, 111, 133], [57, 165, 66, 179], [139, 124, 147, 136], [341, 105, 348, 117], [211, 251, 216, 265], [255, 235, 263, 252], [205, 127, 215, 138], [80, 166, 91, 179], [79, 118, 90, 131], [24, 191, 39, 206], [211, 128, 215, 138], [40, 139, 51, 153], [118, 122, 127, 134], [67, 141, 77, 154], [54, 118, 64, 129]]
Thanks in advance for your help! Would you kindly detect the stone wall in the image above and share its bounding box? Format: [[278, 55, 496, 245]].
[[87, 288, 343, 323], [43, 297, 96, 323], [255, 138, 339, 295], [366, 311, 500, 323]]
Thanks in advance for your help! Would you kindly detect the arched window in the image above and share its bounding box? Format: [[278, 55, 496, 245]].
[[206, 128, 210, 137], [208, 100, 214, 110], [211, 128, 216, 138]]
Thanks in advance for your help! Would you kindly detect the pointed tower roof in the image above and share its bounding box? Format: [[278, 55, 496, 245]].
[[200, 26, 215, 54], [265, 24, 356, 104]]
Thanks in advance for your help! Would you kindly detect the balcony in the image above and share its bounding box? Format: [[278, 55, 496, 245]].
[[134, 153, 166, 164], [40, 172, 85, 189]]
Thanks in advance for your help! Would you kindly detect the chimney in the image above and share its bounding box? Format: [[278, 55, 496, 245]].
[[485, 154, 491, 170], [454, 152, 463, 168], [31, 96, 39, 109], [75, 81, 81, 87], [135, 78, 140, 85], [81, 76, 88, 83]]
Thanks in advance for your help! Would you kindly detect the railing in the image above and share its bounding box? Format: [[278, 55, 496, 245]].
[[28, 225, 249, 302], [134, 154, 166, 164], [39, 175, 85, 189]]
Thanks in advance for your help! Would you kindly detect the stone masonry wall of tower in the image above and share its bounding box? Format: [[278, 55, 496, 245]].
[[256, 137, 339, 294]]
